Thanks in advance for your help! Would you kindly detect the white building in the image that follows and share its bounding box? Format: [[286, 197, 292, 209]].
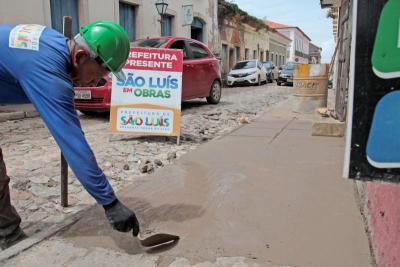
[[267, 20, 311, 64]]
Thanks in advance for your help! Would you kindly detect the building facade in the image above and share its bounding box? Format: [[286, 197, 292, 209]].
[[320, 2, 400, 267], [218, 0, 270, 78], [267, 20, 311, 64], [0, 0, 220, 54], [269, 30, 291, 67], [309, 42, 322, 64]]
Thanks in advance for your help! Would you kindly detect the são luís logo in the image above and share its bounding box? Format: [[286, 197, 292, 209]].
[[117, 108, 173, 133], [117, 72, 179, 99], [120, 115, 170, 127]]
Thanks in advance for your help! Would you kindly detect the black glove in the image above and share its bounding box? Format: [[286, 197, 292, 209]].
[[103, 199, 140, 236]]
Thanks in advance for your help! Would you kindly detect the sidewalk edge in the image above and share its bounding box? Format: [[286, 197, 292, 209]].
[[0, 206, 92, 263]]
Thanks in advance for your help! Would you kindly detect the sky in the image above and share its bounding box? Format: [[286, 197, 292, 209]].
[[231, 0, 335, 63]]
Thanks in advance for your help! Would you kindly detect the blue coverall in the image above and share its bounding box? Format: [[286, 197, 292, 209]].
[[0, 25, 116, 206]]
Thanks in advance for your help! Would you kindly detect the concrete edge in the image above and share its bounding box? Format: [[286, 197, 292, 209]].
[[0, 206, 91, 263], [353, 181, 378, 267], [0, 112, 25, 123], [0, 111, 39, 123]]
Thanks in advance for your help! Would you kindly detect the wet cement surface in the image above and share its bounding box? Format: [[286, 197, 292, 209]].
[[56, 100, 372, 266]]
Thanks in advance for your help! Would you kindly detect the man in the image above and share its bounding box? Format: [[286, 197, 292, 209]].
[[0, 21, 139, 249]]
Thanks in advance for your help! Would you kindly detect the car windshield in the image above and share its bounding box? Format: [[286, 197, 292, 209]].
[[132, 39, 168, 48], [263, 62, 272, 68], [233, 61, 256, 70], [284, 64, 295, 70]]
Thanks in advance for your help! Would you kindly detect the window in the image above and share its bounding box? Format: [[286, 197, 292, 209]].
[[245, 48, 249, 60], [189, 42, 209, 59], [191, 17, 204, 42], [119, 2, 136, 41], [170, 40, 188, 59], [253, 50, 257, 59], [264, 62, 271, 69], [260, 51, 264, 62], [233, 61, 256, 70], [134, 38, 168, 48], [236, 47, 240, 61], [161, 15, 173, 36], [50, 0, 79, 35]]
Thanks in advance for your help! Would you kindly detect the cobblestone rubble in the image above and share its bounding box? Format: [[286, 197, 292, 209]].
[[0, 85, 290, 235]]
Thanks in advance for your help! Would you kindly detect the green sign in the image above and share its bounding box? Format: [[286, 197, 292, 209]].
[[372, 0, 400, 79]]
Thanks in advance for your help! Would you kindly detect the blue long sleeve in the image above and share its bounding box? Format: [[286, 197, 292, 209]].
[[0, 25, 116, 205], [19, 73, 116, 205]]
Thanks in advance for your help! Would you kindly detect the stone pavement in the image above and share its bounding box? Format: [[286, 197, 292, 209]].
[[2, 97, 373, 267]]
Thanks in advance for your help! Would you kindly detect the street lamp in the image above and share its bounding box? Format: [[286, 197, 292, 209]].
[[155, 0, 168, 35]]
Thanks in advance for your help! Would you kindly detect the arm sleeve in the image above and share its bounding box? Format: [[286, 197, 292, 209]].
[[19, 72, 116, 205]]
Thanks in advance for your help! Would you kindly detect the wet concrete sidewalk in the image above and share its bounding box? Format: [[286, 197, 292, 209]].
[[3, 99, 373, 266]]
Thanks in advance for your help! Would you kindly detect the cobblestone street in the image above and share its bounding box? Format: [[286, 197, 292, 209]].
[[0, 84, 290, 236]]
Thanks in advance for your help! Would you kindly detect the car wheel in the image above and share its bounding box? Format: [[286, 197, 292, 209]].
[[277, 81, 281, 86], [206, 80, 222, 104]]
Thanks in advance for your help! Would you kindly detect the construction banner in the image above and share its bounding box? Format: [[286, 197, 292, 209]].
[[345, 0, 400, 181], [110, 47, 183, 136]]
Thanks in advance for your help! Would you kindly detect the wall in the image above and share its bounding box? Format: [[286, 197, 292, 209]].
[[338, 1, 400, 266], [309, 43, 322, 64], [269, 31, 291, 66], [0, 0, 51, 25], [277, 28, 309, 63], [293, 29, 309, 63], [219, 20, 269, 77], [364, 183, 400, 267], [0, 0, 219, 53]]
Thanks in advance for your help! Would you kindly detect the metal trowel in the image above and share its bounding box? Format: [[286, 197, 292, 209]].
[[137, 232, 179, 247]]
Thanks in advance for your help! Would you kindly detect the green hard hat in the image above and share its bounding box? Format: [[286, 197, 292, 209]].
[[80, 20, 129, 81]]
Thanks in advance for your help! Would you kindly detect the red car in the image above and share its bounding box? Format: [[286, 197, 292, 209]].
[[74, 37, 222, 113]]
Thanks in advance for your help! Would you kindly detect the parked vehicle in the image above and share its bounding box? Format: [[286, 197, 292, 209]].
[[226, 60, 267, 87], [262, 61, 279, 83], [277, 62, 298, 86], [74, 37, 222, 113]]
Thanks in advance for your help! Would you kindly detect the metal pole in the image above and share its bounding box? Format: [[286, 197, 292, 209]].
[[160, 14, 163, 35], [61, 16, 72, 207], [61, 153, 68, 207]]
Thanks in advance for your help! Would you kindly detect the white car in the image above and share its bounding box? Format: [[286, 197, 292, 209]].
[[227, 60, 267, 87], [262, 61, 279, 83]]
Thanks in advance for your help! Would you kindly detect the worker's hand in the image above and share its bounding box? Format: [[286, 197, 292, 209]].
[[103, 199, 140, 236]]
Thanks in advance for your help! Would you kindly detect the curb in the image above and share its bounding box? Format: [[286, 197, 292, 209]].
[[0, 111, 39, 123], [0, 206, 91, 263]]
